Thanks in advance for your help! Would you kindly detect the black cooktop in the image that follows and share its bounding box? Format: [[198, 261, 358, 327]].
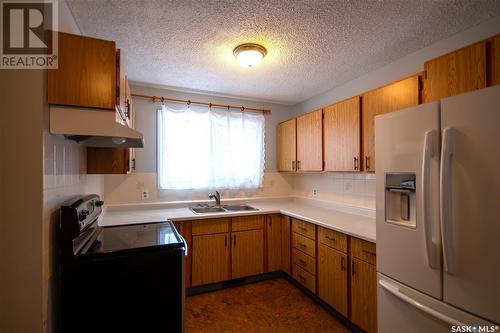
[[89, 221, 184, 254]]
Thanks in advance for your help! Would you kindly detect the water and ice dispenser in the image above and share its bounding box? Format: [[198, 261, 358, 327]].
[[385, 173, 416, 228]]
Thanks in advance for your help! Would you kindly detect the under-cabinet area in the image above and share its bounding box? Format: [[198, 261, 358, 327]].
[[173, 214, 377, 333]]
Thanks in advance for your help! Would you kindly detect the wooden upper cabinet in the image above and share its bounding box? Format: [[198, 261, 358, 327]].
[[87, 147, 131, 174], [350, 258, 377, 333], [296, 109, 323, 171], [323, 96, 361, 172], [231, 229, 264, 279], [48, 32, 117, 109], [362, 75, 420, 171], [277, 119, 297, 172], [318, 244, 348, 317], [424, 42, 486, 102], [266, 215, 283, 272], [192, 233, 230, 286], [488, 35, 500, 86]]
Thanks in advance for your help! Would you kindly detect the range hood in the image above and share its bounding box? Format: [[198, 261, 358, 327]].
[[50, 106, 144, 148]]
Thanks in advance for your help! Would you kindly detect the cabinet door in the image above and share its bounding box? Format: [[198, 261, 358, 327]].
[[296, 109, 323, 171], [350, 258, 377, 333], [86, 147, 130, 174], [424, 42, 486, 102], [281, 216, 291, 274], [48, 32, 116, 109], [277, 119, 296, 171], [267, 215, 282, 272], [323, 96, 360, 171], [192, 233, 229, 286], [488, 35, 500, 86], [318, 244, 348, 316], [232, 230, 264, 279], [362, 76, 419, 171]]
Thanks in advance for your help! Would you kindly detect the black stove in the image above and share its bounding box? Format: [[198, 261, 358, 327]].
[[58, 194, 186, 333]]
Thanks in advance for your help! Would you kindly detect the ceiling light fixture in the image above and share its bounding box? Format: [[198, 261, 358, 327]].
[[233, 43, 267, 68]]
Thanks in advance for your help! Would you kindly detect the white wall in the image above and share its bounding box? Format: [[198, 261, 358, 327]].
[[102, 84, 295, 204]]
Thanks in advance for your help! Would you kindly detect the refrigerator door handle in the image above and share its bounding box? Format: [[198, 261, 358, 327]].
[[440, 127, 455, 275], [379, 279, 466, 326], [422, 129, 438, 269]]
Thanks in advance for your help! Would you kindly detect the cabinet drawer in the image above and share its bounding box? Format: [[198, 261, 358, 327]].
[[293, 264, 316, 293], [292, 218, 316, 240], [351, 237, 376, 265], [292, 249, 316, 275], [232, 215, 264, 231], [318, 227, 347, 253], [192, 218, 230, 235], [292, 232, 316, 258]]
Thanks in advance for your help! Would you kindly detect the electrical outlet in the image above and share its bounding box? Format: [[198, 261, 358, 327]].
[[312, 189, 318, 197], [141, 190, 149, 200]]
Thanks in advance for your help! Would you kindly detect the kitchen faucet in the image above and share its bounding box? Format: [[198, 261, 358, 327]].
[[208, 191, 221, 206]]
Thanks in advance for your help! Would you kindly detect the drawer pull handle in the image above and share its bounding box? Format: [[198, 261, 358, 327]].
[[341, 256, 345, 271], [299, 259, 306, 265], [299, 243, 306, 248], [298, 274, 306, 282], [298, 226, 307, 231], [352, 261, 356, 275], [325, 235, 336, 242], [362, 249, 376, 256]]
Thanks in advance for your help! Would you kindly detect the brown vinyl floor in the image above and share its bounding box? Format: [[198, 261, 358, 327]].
[[185, 278, 352, 333]]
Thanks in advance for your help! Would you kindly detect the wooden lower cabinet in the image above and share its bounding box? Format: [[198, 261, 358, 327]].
[[232, 229, 264, 279], [267, 215, 282, 272], [318, 244, 348, 317], [281, 216, 291, 274], [191, 233, 229, 286], [350, 258, 377, 333]]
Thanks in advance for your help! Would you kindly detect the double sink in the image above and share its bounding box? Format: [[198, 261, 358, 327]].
[[190, 204, 258, 214]]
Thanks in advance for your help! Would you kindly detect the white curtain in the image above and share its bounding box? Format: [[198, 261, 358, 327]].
[[157, 102, 265, 190]]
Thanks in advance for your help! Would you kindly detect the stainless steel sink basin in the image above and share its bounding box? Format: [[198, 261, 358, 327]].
[[189, 204, 259, 214], [190, 206, 226, 214], [221, 204, 258, 212]]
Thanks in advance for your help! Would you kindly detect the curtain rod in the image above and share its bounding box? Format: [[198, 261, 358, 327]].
[[131, 93, 271, 114]]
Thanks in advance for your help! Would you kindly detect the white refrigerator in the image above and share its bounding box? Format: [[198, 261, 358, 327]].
[[375, 85, 500, 332]]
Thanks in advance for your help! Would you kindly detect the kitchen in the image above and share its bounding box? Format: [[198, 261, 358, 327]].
[[0, 1, 499, 332]]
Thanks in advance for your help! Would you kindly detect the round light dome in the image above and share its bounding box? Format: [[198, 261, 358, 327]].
[[233, 43, 267, 68]]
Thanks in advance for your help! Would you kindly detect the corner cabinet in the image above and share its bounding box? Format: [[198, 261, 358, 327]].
[[296, 109, 323, 171], [361, 75, 420, 171], [323, 96, 361, 172], [277, 119, 297, 172]]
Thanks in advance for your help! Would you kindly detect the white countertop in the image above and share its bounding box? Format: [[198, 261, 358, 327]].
[[99, 197, 376, 243]]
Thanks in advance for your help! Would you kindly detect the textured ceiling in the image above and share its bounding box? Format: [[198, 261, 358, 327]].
[[67, 0, 500, 104]]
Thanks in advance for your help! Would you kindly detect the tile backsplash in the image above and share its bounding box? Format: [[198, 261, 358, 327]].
[[293, 173, 376, 210]]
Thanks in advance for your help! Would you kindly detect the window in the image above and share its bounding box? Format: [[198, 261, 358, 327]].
[[157, 103, 265, 190]]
